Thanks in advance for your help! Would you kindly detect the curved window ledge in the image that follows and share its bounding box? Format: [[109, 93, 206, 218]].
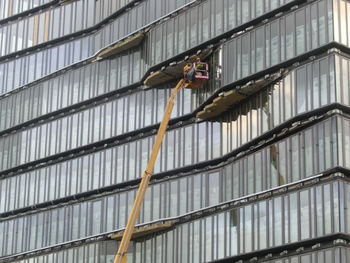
[[0, 0, 55, 23], [0, 0, 196, 98], [0, 0, 304, 97], [0, 0, 140, 57], [0, 51, 346, 173], [0, 30, 345, 137], [4, 234, 350, 263], [0, 107, 348, 216], [0, 172, 347, 260]]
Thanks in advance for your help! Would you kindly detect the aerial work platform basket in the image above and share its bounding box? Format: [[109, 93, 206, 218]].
[[183, 60, 209, 89], [143, 49, 212, 87]]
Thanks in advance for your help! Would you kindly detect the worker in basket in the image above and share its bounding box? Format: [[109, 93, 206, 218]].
[[183, 58, 209, 82]]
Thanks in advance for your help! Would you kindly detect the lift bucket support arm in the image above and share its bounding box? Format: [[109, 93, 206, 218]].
[[113, 79, 185, 263]]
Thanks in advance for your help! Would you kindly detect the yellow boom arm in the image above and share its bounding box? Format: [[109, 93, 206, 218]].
[[113, 79, 185, 263]]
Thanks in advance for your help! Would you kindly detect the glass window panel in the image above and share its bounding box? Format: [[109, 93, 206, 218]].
[[178, 13, 186, 53], [300, 190, 310, 239], [193, 174, 201, 211], [247, 156, 254, 194], [274, 197, 283, 246], [204, 216, 213, 261], [311, 3, 318, 49], [208, 172, 220, 206], [320, 59, 328, 106], [271, 21, 279, 66], [170, 180, 178, 217], [190, 8, 198, 47], [296, 67, 307, 113], [184, 126, 193, 166], [212, 122, 221, 159], [296, 9, 306, 55], [241, 34, 250, 77], [289, 192, 298, 242], [244, 205, 253, 252], [323, 184, 332, 234], [256, 27, 264, 72], [318, 1, 326, 45], [316, 185, 324, 235], [285, 14, 295, 60]]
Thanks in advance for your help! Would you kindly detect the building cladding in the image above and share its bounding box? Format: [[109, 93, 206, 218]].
[[0, 0, 350, 262]]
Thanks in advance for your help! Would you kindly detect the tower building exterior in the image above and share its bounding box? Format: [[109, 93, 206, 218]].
[[0, 0, 350, 262]]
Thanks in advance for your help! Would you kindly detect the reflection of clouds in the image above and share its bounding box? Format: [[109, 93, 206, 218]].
[[339, 0, 349, 45], [220, 91, 271, 148], [281, 73, 292, 120], [250, 107, 258, 139], [221, 121, 230, 155]]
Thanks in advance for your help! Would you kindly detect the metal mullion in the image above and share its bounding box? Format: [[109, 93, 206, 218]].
[[55, 163, 62, 200], [251, 203, 256, 252], [14, 88, 25, 128], [320, 120, 326, 170], [297, 126, 302, 181], [75, 68, 83, 107], [213, 214, 218, 260], [99, 103, 104, 142], [335, 53, 343, 106], [22, 128, 29, 166], [111, 99, 118, 138], [5, 96, 12, 132], [347, 0, 350, 46], [141, 89, 147, 129], [14, 133, 21, 172], [5, 135, 11, 170], [302, 7, 307, 54], [71, 1, 78, 34], [286, 194, 291, 244], [2, 61, 8, 93], [65, 70, 73, 107], [330, 181, 335, 233], [85, 107, 91, 146], [86, 62, 93, 101], [321, 184, 326, 235], [17, 86, 26, 126], [338, 180, 346, 233], [342, 117, 348, 169], [69, 160, 75, 197], [307, 187, 312, 240], [78, 156, 86, 196], [10, 176, 17, 211], [5, 176, 11, 213], [135, 92, 143, 133], [0, 1, 4, 20], [242, 205, 246, 253], [23, 173, 33, 210]]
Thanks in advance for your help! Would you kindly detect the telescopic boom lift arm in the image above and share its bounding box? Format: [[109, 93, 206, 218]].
[[113, 79, 185, 263], [113, 61, 208, 263]]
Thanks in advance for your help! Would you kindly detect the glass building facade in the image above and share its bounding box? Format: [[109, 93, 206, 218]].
[[0, 0, 350, 262]]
